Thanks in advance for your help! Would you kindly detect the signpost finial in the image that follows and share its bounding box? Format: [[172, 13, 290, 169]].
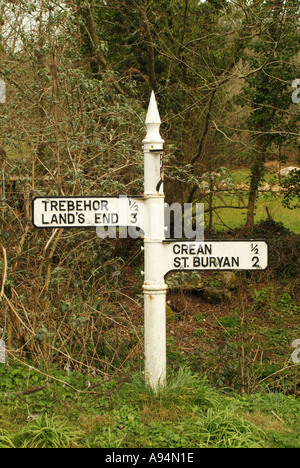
[[144, 91, 163, 144], [145, 91, 161, 124]]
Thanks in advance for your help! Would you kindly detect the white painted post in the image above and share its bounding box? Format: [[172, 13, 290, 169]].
[[143, 92, 168, 391]]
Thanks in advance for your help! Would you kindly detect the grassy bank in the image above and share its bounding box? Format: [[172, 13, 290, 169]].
[[0, 365, 299, 448]]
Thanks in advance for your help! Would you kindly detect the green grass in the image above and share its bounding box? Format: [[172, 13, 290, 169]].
[[228, 168, 276, 185], [13, 414, 83, 448], [228, 168, 251, 185], [204, 192, 299, 234], [205, 197, 299, 233], [200, 167, 299, 233], [0, 364, 299, 448]]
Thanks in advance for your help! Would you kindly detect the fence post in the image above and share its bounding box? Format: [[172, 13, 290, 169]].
[[143, 92, 168, 391]]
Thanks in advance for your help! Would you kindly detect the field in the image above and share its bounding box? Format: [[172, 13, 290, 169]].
[[209, 195, 299, 233], [202, 168, 299, 233]]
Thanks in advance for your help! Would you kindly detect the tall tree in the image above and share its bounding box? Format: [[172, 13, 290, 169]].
[[240, 0, 300, 230]]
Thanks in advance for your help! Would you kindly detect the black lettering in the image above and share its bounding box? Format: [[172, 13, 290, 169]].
[[78, 213, 85, 224], [67, 214, 75, 224], [82, 200, 91, 211], [67, 201, 75, 211], [59, 213, 67, 224], [93, 200, 101, 211], [102, 213, 110, 224], [181, 245, 189, 255], [232, 257, 239, 267], [59, 201, 66, 211], [76, 200, 83, 211], [173, 244, 181, 255], [131, 213, 138, 224], [193, 257, 200, 267], [189, 244, 196, 255], [217, 257, 224, 267], [174, 257, 181, 268], [196, 244, 212, 255], [42, 214, 49, 225], [111, 213, 118, 224], [51, 201, 58, 211], [205, 244, 212, 255], [42, 201, 48, 212], [223, 257, 231, 267], [95, 213, 102, 224], [101, 200, 109, 211], [210, 257, 217, 267]]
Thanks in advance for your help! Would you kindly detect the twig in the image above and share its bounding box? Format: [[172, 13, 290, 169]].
[[212, 313, 231, 336], [86, 302, 121, 325], [118, 302, 143, 347], [15, 385, 49, 397], [44, 228, 59, 253], [271, 411, 285, 424], [257, 365, 298, 385], [3, 293, 35, 336], [4, 350, 104, 395], [102, 290, 143, 309]]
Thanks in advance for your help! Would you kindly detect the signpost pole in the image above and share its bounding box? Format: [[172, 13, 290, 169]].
[[143, 92, 168, 391]]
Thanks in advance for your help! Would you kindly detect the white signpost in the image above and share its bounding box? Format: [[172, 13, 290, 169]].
[[163, 240, 268, 275], [33, 196, 146, 230], [32, 92, 268, 391]]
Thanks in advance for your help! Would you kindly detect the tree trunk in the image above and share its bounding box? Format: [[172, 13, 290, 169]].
[[208, 175, 214, 233], [187, 89, 216, 203], [245, 154, 265, 231], [79, 1, 125, 95]]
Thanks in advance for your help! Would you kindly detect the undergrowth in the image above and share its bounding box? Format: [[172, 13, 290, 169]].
[[0, 364, 299, 448]]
